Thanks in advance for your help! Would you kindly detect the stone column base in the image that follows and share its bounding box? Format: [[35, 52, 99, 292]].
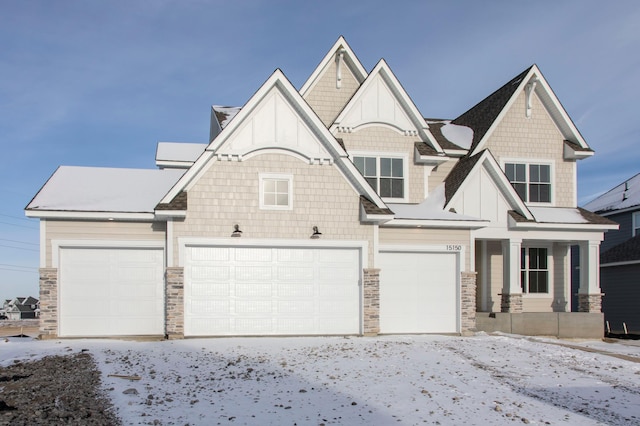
[[166, 267, 185, 339], [461, 271, 477, 334], [578, 293, 603, 313], [39, 268, 58, 338], [363, 268, 380, 335], [501, 293, 523, 313]]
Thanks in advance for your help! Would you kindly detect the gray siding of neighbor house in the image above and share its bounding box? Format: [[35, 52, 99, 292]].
[[600, 211, 634, 253], [601, 263, 640, 333]]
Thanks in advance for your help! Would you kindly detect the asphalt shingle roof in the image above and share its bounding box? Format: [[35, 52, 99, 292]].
[[601, 234, 640, 264]]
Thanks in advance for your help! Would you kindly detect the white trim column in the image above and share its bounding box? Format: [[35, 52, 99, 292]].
[[501, 238, 523, 313], [578, 240, 602, 312]]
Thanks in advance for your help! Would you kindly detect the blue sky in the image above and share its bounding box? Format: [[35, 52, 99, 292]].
[[1, 1, 639, 301]]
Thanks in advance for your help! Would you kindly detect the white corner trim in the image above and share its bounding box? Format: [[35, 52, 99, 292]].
[[51, 239, 165, 268], [40, 220, 46, 268], [167, 218, 174, 268]]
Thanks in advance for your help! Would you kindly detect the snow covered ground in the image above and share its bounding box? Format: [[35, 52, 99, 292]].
[[2, 334, 640, 425]]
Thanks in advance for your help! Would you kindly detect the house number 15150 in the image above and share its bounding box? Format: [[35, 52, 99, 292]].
[[446, 245, 462, 251]]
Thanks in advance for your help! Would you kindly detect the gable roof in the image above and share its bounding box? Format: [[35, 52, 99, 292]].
[[330, 59, 443, 153], [583, 172, 640, 215], [26, 166, 184, 219], [443, 149, 534, 220], [300, 36, 368, 97], [160, 68, 388, 211], [453, 65, 590, 157]]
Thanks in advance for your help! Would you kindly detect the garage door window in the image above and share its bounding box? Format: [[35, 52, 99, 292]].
[[260, 174, 292, 210]]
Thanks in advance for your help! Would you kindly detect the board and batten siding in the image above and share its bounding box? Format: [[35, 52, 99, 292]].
[[44, 220, 166, 267], [377, 227, 471, 270], [599, 211, 633, 253], [601, 264, 640, 333]]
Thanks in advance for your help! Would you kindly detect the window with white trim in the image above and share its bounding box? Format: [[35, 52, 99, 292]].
[[520, 247, 548, 293], [353, 156, 405, 199], [633, 211, 640, 237], [505, 162, 551, 203], [259, 174, 292, 210]]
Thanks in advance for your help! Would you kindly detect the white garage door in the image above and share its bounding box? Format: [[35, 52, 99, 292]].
[[379, 251, 458, 333], [184, 246, 361, 336], [59, 247, 165, 337]]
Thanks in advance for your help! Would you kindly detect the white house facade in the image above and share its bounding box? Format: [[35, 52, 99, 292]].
[[27, 38, 616, 339]]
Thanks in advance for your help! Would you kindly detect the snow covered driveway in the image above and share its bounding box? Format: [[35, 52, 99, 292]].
[[3, 334, 640, 425]]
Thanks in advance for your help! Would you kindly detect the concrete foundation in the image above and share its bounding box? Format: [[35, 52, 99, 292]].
[[476, 312, 604, 339]]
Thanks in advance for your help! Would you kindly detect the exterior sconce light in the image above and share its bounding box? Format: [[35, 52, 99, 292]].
[[311, 226, 322, 239], [231, 224, 242, 237]]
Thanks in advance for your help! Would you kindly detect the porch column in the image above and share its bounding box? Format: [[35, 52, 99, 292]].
[[501, 238, 523, 313], [578, 240, 602, 312]]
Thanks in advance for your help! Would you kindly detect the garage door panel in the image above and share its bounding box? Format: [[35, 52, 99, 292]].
[[60, 247, 164, 337], [185, 245, 361, 336], [380, 251, 458, 334]]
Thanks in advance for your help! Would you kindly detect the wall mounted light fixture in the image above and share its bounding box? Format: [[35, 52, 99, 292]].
[[311, 226, 322, 239], [231, 224, 242, 237]]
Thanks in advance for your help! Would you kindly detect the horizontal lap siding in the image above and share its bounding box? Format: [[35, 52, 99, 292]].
[[45, 221, 165, 267], [378, 227, 471, 270]]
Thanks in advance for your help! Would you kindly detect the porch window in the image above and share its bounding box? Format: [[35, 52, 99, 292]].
[[353, 156, 405, 199], [520, 247, 548, 293], [505, 162, 551, 203]]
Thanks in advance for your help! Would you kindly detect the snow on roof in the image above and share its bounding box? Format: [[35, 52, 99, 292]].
[[156, 142, 207, 163], [439, 120, 474, 150], [583, 172, 640, 213], [27, 166, 184, 213], [529, 207, 588, 223], [388, 185, 482, 221], [212, 106, 241, 129]]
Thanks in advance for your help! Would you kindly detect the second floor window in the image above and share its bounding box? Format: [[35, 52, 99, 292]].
[[505, 162, 551, 203], [354, 156, 404, 199], [633, 211, 640, 237]]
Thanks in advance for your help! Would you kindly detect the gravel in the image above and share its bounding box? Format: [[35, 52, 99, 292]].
[[0, 351, 120, 425]]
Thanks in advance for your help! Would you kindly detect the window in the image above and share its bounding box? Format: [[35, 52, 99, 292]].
[[259, 174, 292, 210], [520, 247, 548, 293], [633, 211, 640, 237], [354, 156, 405, 199], [505, 162, 551, 203]]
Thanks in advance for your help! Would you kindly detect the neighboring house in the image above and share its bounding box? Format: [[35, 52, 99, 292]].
[[583, 173, 640, 333], [26, 37, 616, 339], [3, 297, 40, 320]]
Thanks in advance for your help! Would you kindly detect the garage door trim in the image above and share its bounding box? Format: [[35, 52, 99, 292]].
[[52, 239, 166, 267]]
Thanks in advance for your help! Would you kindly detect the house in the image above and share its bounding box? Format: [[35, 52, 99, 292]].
[[583, 173, 640, 334], [3, 297, 40, 320], [26, 37, 616, 339]]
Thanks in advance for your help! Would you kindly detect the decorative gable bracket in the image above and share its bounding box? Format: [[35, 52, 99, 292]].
[[525, 78, 538, 118]]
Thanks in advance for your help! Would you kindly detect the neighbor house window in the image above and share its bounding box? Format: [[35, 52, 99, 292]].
[[633, 211, 640, 237], [259, 174, 292, 210], [505, 162, 551, 203], [520, 247, 548, 293], [353, 156, 405, 199]]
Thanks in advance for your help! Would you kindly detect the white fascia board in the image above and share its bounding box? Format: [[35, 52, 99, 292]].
[[360, 213, 394, 224], [25, 210, 156, 221], [563, 143, 594, 160], [507, 217, 618, 231], [414, 149, 448, 166], [154, 210, 186, 218], [596, 206, 640, 217], [443, 149, 468, 157], [155, 160, 194, 169], [601, 260, 640, 268], [383, 219, 487, 229], [300, 36, 367, 96]]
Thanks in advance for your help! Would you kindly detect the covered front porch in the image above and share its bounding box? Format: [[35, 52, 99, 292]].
[[473, 231, 607, 338]]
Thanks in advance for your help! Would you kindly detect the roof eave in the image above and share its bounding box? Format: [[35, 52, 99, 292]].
[[25, 210, 157, 221]]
